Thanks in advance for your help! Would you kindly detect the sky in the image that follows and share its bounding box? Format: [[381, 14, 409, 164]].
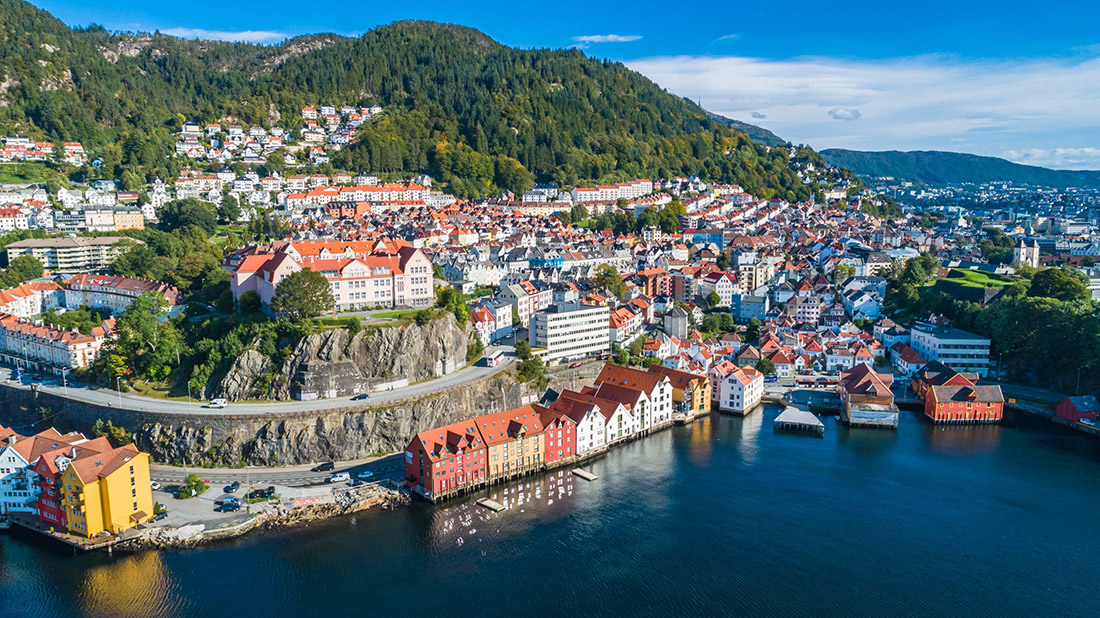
[[32, 0, 1100, 169]]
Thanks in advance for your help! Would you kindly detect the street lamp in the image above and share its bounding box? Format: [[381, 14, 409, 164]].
[[115, 376, 122, 407]]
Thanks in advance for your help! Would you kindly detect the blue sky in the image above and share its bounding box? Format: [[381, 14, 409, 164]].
[[34, 0, 1100, 169]]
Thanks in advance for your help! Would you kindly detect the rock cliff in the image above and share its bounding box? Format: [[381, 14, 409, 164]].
[[211, 315, 469, 402], [138, 372, 532, 466]]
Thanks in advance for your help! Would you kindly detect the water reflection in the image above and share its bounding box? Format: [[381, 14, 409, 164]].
[[737, 409, 765, 463], [426, 470, 578, 548], [925, 423, 1003, 455], [78, 551, 180, 618], [686, 414, 714, 465]]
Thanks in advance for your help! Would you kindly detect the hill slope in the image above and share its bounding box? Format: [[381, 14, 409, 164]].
[[820, 148, 1100, 188], [706, 112, 786, 147], [0, 1, 814, 201]]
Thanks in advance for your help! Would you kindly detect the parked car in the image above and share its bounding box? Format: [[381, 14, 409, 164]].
[[225, 481, 240, 493], [218, 501, 241, 512], [349, 479, 365, 487], [152, 511, 168, 522], [764, 376, 778, 383], [208, 398, 228, 408], [351, 393, 371, 401], [31, 374, 42, 381], [264, 486, 276, 498], [356, 471, 374, 480], [150, 481, 161, 491], [326, 472, 350, 484], [312, 462, 335, 472], [569, 361, 583, 368], [246, 489, 266, 500]]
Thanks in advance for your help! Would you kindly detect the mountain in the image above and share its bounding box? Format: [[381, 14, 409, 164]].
[[706, 112, 786, 147], [0, 1, 816, 201], [820, 148, 1100, 188]]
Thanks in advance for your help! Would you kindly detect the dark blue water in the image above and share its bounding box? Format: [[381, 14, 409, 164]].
[[4, 407, 1100, 618]]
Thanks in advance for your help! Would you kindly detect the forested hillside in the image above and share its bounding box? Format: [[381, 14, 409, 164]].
[[820, 148, 1100, 188], [0, 0, 814, 200]]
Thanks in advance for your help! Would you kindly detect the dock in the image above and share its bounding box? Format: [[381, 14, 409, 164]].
[[774, 405, 825, 436], [476, 498, 507, 512], [572, 468, 598, 481], [672, 414, 694, 426]]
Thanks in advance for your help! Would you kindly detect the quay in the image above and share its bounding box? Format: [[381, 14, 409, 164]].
[[6, 513, 126, 552], [774, 405, 825, 436], [572, 468, 598, 481], [476, 498, 507, 512]]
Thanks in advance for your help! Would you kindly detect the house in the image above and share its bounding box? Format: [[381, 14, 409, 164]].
[[476, 405, 546, 481], [549, 391, 609, 456], [1056, 396, 1100, 424], [57, 441, 153, 537], [538, 406, 578, 464], [403, 417, 487, 499], [593, 364, 674, 429], [925, 382, 1004, 424], [839, 363, 899, 428], [718, 365, 764, 414], [647, 365, 711, 417]]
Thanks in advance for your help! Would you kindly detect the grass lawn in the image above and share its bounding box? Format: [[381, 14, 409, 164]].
[[944, 268, 1015, 288]]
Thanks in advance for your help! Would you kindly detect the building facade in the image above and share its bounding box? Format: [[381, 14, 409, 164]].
[[529, 302, 610, 365]]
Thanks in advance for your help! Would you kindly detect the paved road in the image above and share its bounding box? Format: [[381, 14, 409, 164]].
[[0, 346, 513, 417], [151, 453, 406, 488]]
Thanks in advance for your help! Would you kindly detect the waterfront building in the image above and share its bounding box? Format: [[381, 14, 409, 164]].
[[538, 407, 578, 464], [58, 442, 154, 537], [911, 360, 980, 401], [593, 364, 674, 428], [647, 365, 712, 416], [839, 363, 899, 428], [1055, 396, 1100, 424], [558, 389, 635, 445], [718, 366, 764, 414], [925, 381, 1004, 424], [5, 236, 134, 273], [477, 406, 546, 481], [910, 321, 991, 378], [404, 418, 488, 499], [528, 301, 610, 365], [548, 391, 608, 456]]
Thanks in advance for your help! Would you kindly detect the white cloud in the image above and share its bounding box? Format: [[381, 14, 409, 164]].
[[1003, 147, 1100, 170], [626, 53, 1100, 169], [751, 111, 767, 119], [573, 34, 642, 44], [828, 107, 861, 121], [714, 34, 739, 42], [161, 27, 287, 43]]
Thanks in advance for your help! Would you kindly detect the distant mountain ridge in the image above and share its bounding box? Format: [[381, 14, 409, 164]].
[[820, 148, 1100, 188], [706, 111, 786, 147]]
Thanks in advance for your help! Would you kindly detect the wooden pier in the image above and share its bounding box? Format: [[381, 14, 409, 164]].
[[774, 405, 825, 436], [572, 468, 598, 481], [476, 498, 507, 512]]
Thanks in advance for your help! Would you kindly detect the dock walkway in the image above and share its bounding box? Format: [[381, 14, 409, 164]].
[[774, 405, 825, 436]]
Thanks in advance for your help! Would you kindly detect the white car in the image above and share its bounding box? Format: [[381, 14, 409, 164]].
[[326, 472, 350, 483], [208, 398, 228, 408], [150, 481, 162, 491], [356, 471, 374, 480]]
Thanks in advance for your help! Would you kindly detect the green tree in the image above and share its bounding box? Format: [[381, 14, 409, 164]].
[[833, 263, 855, 283], [107, 292, 182, 381], [745, 318, 761, 342], [570, 203, 588, 223], [91, 419, 134, 447], [755, 358, 776, 375], [271, 269, 335, 320], [515, 339, 532, 360], [1028, 268, 1089, 302], [706, 290, 722, 309], [238, 291, 262, 314], [218, 194, 241, 223], [159, 198, 218, 235], [594, 264, 625, 298]]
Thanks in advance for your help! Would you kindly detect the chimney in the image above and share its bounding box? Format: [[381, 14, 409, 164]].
[[7, 435, 16, 446]]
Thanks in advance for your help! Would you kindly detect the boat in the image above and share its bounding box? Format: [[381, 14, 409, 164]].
[[0, 516, 12, 531]]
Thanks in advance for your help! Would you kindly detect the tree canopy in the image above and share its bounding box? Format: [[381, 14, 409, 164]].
[[271, 269, 335, 320]]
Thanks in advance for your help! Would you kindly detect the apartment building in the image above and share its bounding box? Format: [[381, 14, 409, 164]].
[[64, 274, 182, 315], [528, 301, 610, 365], [5, 236, 135, 273], [910, 321, 991, 377], [718, 365, 764, 414]]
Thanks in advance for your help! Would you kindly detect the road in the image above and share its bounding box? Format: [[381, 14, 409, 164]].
[[150, 453, 407, 488], [0, 345, 514, 417]]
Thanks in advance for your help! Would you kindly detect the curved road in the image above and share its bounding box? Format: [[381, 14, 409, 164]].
[[0, 346, 514, 416]]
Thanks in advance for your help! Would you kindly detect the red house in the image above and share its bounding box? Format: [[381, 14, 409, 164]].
[[1056, 396, 1100, 423], [538, 407, 577, 464], [404, 418, 487, 498], [925, 383, 1004, 424], [911, 360, 980, 401], [28, 433, 111, 527]]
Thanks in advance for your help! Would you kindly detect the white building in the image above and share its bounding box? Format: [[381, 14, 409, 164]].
[[910, 321, 991, 377], [528, 301, 609, 365], [719, 366, 764, 414]]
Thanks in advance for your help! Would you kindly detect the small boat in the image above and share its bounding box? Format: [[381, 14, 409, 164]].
[[0, 517, 11, 530]]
